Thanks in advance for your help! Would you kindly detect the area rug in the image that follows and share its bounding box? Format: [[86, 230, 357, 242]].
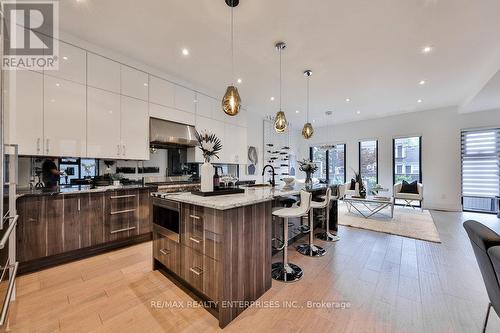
[[337, 203, 441, 243]]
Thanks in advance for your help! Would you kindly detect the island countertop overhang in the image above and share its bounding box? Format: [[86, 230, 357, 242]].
[[151, 184, 333, 210]]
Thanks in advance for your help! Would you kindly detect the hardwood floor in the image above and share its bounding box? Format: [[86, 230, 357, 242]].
[[6, 208, 500, 332]]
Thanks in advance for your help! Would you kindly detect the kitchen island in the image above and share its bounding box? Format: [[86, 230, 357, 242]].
[[151, 184, 337, 328]]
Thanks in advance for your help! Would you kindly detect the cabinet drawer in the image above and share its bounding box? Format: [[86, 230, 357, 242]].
[[181, 245, 219, 301], [108, 211, 136, 239], [182, 205, 204, 253], [109, 192, 137, 212], [153, 233, 180, 275]]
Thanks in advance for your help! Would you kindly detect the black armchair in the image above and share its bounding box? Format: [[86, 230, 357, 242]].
[[463, 220, 500, 333]]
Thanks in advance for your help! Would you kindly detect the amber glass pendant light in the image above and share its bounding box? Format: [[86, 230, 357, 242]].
[[274, 42, 287, 133], [222, 0, 241, 116], [302, 70, 314, 139]]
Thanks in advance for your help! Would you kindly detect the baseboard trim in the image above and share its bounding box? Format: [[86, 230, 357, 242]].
[[19, 233, 152, 275]]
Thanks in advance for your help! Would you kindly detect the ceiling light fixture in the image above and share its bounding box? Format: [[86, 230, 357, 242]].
[[273, 42, 288, 133], [422, 45, 433, 54], [296, 110, 300, 114], [302, 69, 314, 139], [182, 48, 189, 56], [356, 110, 361, 114], [417, 99, 423, 103], [270, 96, 275, 101], [221, 0, 241, 116], [62, 56, 68, 60], [237, 78, 242, 84], [345, 98, 351, 103], [419, 80, 426, 85]]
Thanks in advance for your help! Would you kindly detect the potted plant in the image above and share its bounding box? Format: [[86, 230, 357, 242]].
[[195, 130, 222, 192], [298, 159, 318, 185], [351, 168, 367, 198]]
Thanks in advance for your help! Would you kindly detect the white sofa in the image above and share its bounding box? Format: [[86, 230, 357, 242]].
[[394, 182, 424, 209]]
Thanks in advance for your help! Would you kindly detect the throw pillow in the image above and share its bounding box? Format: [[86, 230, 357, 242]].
[[400, 180, 419, 194]]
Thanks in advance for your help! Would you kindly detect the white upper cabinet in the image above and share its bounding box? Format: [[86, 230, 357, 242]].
[[149, 103, 195, 126], [43, 76, 87, 157], [174, 85, 195, 113], [9, 70, 44, 155], [196, 93, 216, 119], [87, 53, 120, 93], [121, 96, 149, 160], [49, 41, 86, 84], [149, 76, 174, 107], [224, 123, 247, 164], [87, 87, 121, 159], [121, 65, 148, 101]]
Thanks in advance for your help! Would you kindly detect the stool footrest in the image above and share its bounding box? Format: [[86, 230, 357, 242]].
[[271, 237, 286, 251]]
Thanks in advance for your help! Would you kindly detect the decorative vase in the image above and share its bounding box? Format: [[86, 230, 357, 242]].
[[200, 160, 214, 192], [305, 172, 313, 186]]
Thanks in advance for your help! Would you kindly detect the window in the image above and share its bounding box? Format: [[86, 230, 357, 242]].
[[310, 147, 327, 180], [359, 140, 378, 192], [328, 144, 346, 184], [393, 136, 421, 185], [461, 128, 500, 213], [59, 158, 98, 185], [309, 144, 346, 184]]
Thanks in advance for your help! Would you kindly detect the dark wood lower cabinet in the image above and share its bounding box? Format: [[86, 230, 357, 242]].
[[153, 200, 272, 328], [16, 188, 153, 274]]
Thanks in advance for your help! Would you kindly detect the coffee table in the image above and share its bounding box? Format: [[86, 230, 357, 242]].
[[344, 196, 394, 219]]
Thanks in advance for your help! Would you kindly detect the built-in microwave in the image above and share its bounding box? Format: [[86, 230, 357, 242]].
[[152, 198, 180, 243]]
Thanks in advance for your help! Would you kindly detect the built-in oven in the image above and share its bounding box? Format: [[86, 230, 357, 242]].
[[152, 198, 180, 243]]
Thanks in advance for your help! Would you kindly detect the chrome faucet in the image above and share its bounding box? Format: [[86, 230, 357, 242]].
[[262, 164, 276, 187]]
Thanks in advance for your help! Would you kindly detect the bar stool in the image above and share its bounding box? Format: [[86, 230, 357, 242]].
[[296, 188, 331, 257], [271, 190, 312, 282], [315, 188, 340, 242]]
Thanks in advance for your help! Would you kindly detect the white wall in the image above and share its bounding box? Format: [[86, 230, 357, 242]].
[[238, 117, 264, 182], [293, 107, 500, 211]]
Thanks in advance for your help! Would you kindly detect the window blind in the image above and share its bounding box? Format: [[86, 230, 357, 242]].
[[461, 128, 500, 200]]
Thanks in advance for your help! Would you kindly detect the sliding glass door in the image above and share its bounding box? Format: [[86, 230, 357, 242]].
[[309, 144, 346, 184], [359, 140, 378, 192], [461, 128, 500, 213]]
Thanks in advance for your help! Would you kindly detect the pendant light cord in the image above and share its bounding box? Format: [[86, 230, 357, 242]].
[[306, 75, 310, 123], [279, 47, 282, 111], [230, 1, 234, 85]]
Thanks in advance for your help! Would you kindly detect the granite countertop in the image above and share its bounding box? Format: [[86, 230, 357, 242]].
[[154, 183, 332, 210], [16, 184, 156, 198]]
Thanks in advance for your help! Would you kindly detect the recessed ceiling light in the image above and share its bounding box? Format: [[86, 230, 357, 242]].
[[312, 120, 316, 123], [181, 48, 189, 56], [345, 98, 351, 103], [356, 110, 361, 114], [417, 99, 423, 103], [422, 45, 433, 54], [295, 110, 300, 114], [237, 78, 242, 84], [55, 83, 60, 87], [143, 83, 148, 87], [62, 56, 68, 60], [270, 96, 275, 101], [419, 80, 426, 85]]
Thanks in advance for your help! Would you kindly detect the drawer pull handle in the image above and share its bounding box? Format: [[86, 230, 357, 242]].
[[110, 226, 136, 234], [110, 208, 136, 215], [189, 214, 201, 220], [110, 194, 137, 199], [159, 248, 170, 256], [189, 267, 203, 276], [189, 236, 201, 244]]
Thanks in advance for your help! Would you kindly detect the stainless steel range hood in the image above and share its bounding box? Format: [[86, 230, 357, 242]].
[[150, 118, 198, 147]]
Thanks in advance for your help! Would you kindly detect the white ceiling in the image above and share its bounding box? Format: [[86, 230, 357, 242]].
[[59, 0, 500, 127]]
